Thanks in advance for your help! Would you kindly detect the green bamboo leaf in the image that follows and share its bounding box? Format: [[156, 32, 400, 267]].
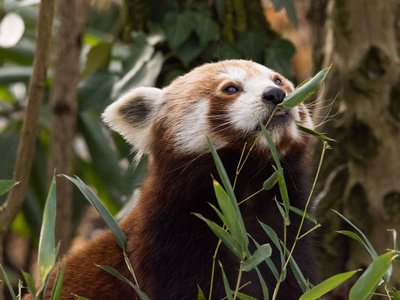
[[0, 180, 19, 196], [288, 205, 318, 225], [297, 125, 337, 142], [50, 260, 66, 300], [197, 285, 207, 300], [0, 265, 17, 300], [213, 180, 248, 249], [300, 270, 359, 300], [218, 261, 233, 300], [388, 229, 400, 262], [62, 174, 127, 250], [194, 213, 243, 259], [263, 171, 278, 190], [208, 202, 227, 225], [389, 289, 400, 300], [22, 270, 37, 299], [286, 252, 309, 293], [255, 266, 269, 299], [281, 65, 332, 110], [337, 230, 372, 256], [333, 210, 378, 259], [349, 252, 395, 300], [97, 265, 150, 300], [82, 42, 112, 78], [242, 244, 272, 272], [236, 292, 257, 300], [250, 237, 279, 281], [257, 119, 290, 223], [38, 176, 57, 284]]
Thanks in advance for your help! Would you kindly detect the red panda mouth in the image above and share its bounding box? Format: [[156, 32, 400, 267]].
[[255, 110, 291, 132]]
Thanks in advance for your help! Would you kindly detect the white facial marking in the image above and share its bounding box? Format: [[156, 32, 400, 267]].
[[174, 100, 227, 154], [217, 66, 248, 82]]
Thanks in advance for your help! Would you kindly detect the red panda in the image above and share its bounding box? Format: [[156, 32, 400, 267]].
[[26, 60, 315, 299]]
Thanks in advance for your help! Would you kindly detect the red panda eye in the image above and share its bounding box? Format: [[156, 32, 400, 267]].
[[223, 85, 241, 95], [274, 77, 283, 86]]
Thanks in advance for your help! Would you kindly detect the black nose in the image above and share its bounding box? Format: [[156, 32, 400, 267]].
[[262, 87, 286, 105]]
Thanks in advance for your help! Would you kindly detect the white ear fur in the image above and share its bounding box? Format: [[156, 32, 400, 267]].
[[102, 87, 163, 157]]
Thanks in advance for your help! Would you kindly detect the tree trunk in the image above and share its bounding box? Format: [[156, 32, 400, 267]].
[[0, 1, 55, 299], [49, 0, 88, 256], [308, 0, 400, 297]]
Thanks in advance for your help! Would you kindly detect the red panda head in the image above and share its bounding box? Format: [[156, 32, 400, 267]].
[[102, 60, 313, 160]]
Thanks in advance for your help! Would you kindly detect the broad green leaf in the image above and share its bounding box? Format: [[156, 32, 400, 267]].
[[173, 35, 203, 67], [1, 265, 17, 300], [0, 66, 32, 84], [281, 65, 332, 110], [300, 270, 359, 300], [263, 171, 278, 190], [97, 265, 150, 300], [50, 260, 66, 300], [38, 176, 57, 284], [82, 42, 112, 78], [197, 285, 207, 300], [78, 70, 116, 112], [0, 42, 34, 65], [297, 125, 337, 142], [194, 213, 243, 259], [265, 39, 296, 78], [238, 29, 266, 62], [22, 270, 37, 299], [218, 262, 233, 300], [192, 14, 219, 46], [349, 252, 395, 300], [62, 174, 127, 250], [213, 180, 248, 249], [0, 180, 19, 196], [163, 12, 194, 51], [242, 244, 272, 272], [111, 51, 163, 100], [121, 33, 155, 75]]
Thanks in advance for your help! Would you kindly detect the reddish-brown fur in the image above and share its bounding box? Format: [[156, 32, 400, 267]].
[[23, 60, 315, 300]]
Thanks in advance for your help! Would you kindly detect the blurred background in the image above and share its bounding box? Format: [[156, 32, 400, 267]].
[[0, 0, 399, 299]]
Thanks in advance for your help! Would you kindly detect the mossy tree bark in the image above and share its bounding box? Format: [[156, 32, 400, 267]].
[[308, 0, 400, 296]]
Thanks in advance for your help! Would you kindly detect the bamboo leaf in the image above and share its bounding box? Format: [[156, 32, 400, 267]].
[[242, 244, 272, 272], [208, 202, 227, 225], [337, 230, 372, 256], [97, 265, 150, 300], [213, 180, 248, 249], [289, 205, 318, 225], [38, 175, 57, 284], [0, 180, 19, 196], [50, 260, 66, 300], [197, 285, 207, 300], [194, 213, 243, 259], [236, 292, 257, 300], [297, 125, 337, 142], [218, 261, 233, 300], [300, 270, 359, 300], [62, 174, 127, 250], [255, 266, 269, 300], [263, 171, 278, 190], [0, 265, 17, 300], [281, 65, 332, 110], [22, 270, 37, 299], [349, 252, 395, 300], [287, 252, 309, 293]]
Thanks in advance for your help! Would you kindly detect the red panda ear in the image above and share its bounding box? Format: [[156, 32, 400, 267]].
[[102, 87, 163, 158]]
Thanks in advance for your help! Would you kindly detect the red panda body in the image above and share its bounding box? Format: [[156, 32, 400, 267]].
[[27, 60, 315, 299]]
